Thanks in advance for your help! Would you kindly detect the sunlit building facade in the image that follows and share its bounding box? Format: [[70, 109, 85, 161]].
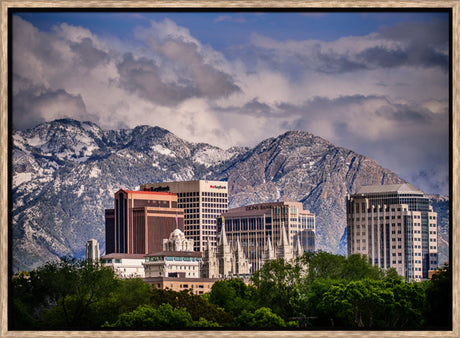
[[346, 183, 438, 281], [140, 180, 228, 252], [85, 238, 100, 262], [105, 189, 184, 255], [218, 201, 315, 273]]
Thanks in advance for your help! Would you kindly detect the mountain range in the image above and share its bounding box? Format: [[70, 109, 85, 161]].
[[11, 119, 449, 271]]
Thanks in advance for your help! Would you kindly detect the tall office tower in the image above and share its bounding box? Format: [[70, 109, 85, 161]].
[[218, 201, 315, 273], [140, 180, 228, 252], [346, 184, 438, 281], [105, 189, 184, 255], [85, 238, 100, 262]]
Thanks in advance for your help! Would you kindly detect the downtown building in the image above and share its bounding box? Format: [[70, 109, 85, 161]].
[[85, 239, 100, 262], [105, 189, 184, 255], [140, 180, 228, 252], [143, 228, 221, 295], [346, 183, 438, 281], [218, 201, 315, 273]]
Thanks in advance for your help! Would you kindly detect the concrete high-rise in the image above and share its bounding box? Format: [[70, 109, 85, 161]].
[[218, 201, 315, 273], [140, 180, 228, 252], [85, 238, 100, 262], [346, 183, 438, 281]]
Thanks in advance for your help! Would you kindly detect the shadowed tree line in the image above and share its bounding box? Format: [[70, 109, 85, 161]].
[[10, 252, 451, 330]]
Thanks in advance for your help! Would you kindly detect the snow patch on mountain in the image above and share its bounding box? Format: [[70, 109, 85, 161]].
[[193, 146, 234, 167], [89, 166, 101, 178], [152, 144, 175, 157], [13, 172, 32, 186]]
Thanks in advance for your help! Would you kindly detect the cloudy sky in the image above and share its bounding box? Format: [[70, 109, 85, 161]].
[[12, 10, 450, 195]]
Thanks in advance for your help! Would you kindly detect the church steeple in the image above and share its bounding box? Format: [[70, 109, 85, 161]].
[[278, 222, 290, 247], [296, 235, 303, 257], [219, 222, 228, 246], [276, 222, 293, 261], [265, 235, 276, 260]]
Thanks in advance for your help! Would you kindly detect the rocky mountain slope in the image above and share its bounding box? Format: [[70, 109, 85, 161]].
[[11, 119, 449, 271]]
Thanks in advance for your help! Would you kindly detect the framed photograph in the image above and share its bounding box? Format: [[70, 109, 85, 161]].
[[1, 0, 458, 336]]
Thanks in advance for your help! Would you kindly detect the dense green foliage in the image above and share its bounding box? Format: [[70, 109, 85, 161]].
[[103, 303, 220, 329], [423, 263, 452, 329], [11, 253, 452, 330]]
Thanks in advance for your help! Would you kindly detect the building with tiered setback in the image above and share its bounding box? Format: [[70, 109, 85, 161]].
[[217, 201, 315, 273], [105, 189, 184, 255], [140, 180, 228, 252], [85, 238, 100, 262], [346, 183, 438, 281]]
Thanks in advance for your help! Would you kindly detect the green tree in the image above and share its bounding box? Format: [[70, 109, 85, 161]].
[[208, 278, 256, 315], [319, 278, 424, 329], [91, 277, 153, 326], [150, 288, 232, 326], [11, 256, 119, 329], [341, 254, 384, 281], [40, 258, 119, 328], [233, 307, 289, 328], [298, 251, 346, 281], [298, 278, 342, 327], [384, 267, 403, 282], [319, 279, 391, 328], [384, 279, 425, 328], [105, 303, 194, 328], [297, 251, 383, 283], [251, 258, 301, 319], [424, 263, 452, 328]]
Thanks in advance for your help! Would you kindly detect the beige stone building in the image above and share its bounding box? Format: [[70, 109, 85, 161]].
[[141, 180, 228, 252], [143, 229, 201, 278], [100, 253, 146, 278], [346, 183, 438, 281], [218, 201, 315, 273], [200, 225, 250, 278]]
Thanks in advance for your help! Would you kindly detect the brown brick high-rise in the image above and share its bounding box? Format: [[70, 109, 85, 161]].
[[105, 190, 184, 255]]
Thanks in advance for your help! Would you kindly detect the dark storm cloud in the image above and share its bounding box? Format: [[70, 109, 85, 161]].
[[358, 20, 449, 71], [308, 44, 368, 74], [375, 104, 434, 123], [378, 19, 449, 46], [286, 94, 438, 129], [13, 83, 89, 129], [69, 37, 109, 68], [214, 98, 274, 117], [147, 37, 241, 100], [117, 38, 241, 106], [311, 42, 448, 74], [117, 53, 196, 106], [283, 95, 382, 112], [357, 44, 448, 71], [242, 99, 274, 116], [357, 47, 408, 68], [248, 18, 449, 74]]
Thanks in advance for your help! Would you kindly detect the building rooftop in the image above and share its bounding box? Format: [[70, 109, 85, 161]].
[[223, 201, 312, 217], [143, 276, 221, 283], [119, 189, 177, 196], [101, 253, 146, 259], [356, 183, 424, 195], [145, 251, 202, 258]]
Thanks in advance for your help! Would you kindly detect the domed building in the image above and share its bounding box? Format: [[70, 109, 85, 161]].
[[163, 229, 194, 252]]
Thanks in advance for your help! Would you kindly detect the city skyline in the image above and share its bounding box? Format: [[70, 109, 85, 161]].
[[12, 10, 450, 195]]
